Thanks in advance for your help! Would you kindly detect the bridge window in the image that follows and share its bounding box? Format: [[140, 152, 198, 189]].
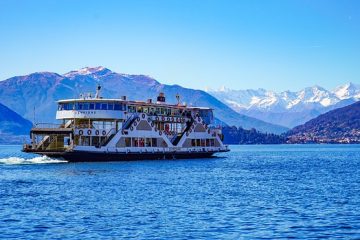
[[83, 103, 89, 110], [101, 103, 107, 110], [128, 106, 136, 113], [78, 103, 83, 110], [89, 103, 95, 110], [114, 103, 121, 110], [95, 103, 101, 110], [108, 103, 114, 110]]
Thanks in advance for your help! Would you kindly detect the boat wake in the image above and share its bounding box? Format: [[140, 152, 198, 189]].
[[0, 156, 67, 165]]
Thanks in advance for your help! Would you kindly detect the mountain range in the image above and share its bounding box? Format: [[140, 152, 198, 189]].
[[0, 67, 288, 134], [207, 83, 360, 128], [287, 101, 360, 143], [0, 102, 33, 144]]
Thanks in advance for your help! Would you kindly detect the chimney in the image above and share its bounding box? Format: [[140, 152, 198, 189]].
[[121, 96, 127, 101], [157, 92, 165, 103]]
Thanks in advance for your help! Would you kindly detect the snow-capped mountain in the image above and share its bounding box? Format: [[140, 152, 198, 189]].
[[207, 83, 360, 128]]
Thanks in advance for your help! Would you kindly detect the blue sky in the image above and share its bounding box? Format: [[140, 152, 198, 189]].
[[0, 0, 359, 91]]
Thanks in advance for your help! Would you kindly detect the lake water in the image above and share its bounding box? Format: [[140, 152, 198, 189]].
[[0, 144, 360, 239]]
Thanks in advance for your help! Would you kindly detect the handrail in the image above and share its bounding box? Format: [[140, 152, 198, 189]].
[[122, 113, 138, 129], [100, 128, 117, 146], [34, 123, 63, 129]]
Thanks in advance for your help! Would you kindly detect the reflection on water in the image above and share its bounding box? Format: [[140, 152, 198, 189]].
[[0, 144, 360, 239]]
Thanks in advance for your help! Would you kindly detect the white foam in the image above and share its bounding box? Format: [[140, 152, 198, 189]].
[[0, 156, 67, 165]]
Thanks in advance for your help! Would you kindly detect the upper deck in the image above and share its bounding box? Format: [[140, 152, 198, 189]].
[[56, 91, 214, 123]]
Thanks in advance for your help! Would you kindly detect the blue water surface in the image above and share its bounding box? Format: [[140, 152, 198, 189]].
[[0, 144, 360, 239]]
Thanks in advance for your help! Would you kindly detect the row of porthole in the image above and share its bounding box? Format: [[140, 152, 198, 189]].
[[78, 129, 107, 136]]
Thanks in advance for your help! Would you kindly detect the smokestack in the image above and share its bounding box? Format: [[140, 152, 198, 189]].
[[157, 92, 165, 103]]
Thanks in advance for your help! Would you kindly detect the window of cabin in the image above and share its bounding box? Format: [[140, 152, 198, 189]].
[[68, 103, 74, 110], [95, 103, 101, 110], [128, 106, 135, 113], [101, 103, 107, 110], [152, 138, 157, 147], [89, 103, 95, 110], [83, 103, 89, 110], [125, 138, 131, 147], [78, 103, 83, 110], [114, 103, 121, 110]]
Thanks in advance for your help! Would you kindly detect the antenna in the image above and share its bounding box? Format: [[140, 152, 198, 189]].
[[176, 93, 180, 105], [95, 84, 101, 99]]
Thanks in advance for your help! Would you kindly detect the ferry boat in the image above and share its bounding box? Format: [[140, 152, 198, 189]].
[[23, 86, 229, 162]]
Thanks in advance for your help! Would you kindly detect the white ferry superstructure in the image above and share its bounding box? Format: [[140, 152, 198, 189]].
[[23, 86, 229, 161]]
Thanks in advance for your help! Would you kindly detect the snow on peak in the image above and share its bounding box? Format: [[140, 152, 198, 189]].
[[208, 82, 360, 112], [332, 82, 360, 100], [64, 66, 111, 77]]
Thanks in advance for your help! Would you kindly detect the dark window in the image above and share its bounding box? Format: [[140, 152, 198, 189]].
[[101, 103, 107, 110], [78, 103, 83, 110], [95, 103, 101, 110], [114, 104, 121, 110], [108, 103, 114, 110], [83, 103, 89, 110], [89, 103, 95, 110]]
